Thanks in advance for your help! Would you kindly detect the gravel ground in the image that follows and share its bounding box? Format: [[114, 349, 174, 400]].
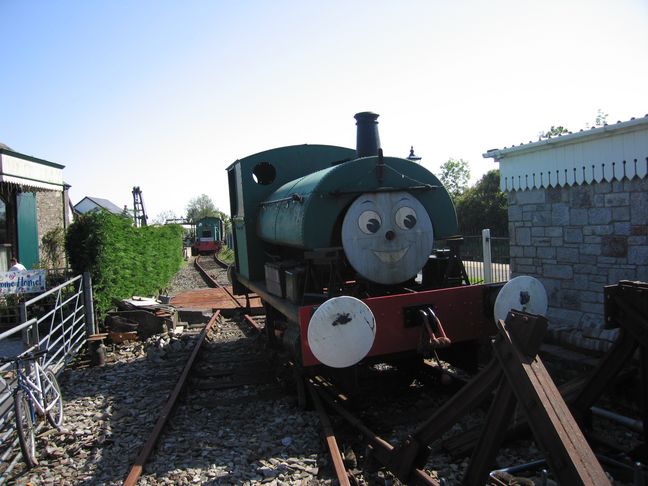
[[166, 257, 211, 295], [5, 258, 644, 485], [9, 332, 198, 485], [7, 259, 332, 486]]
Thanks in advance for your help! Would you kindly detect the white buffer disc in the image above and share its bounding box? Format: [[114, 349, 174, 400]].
[[307, 296, 376, 368], [494, 276, 548, 323]]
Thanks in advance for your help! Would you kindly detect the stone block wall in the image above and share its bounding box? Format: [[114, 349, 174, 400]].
[[508, 177, 648, 330], [36, 190, 67, 267]]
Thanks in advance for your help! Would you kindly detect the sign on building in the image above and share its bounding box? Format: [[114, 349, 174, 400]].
[[0, 270, 47, 294]]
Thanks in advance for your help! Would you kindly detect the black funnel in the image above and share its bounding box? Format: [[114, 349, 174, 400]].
[[354, 112, 380, 157]]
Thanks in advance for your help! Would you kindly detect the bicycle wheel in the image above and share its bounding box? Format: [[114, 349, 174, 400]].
[[42, 369, 64, 428], [14, 389, 37, 468]]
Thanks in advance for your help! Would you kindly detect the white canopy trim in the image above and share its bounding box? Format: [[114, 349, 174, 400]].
[[0, 152, 65, 191], [484, 116, 648, 192]]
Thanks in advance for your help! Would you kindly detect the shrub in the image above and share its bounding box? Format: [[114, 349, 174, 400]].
[[40, 227, 66, 269], [66, 211, 184, 318], [219, 246, 235, 265]]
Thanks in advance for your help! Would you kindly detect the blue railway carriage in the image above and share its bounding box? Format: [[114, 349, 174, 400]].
[[191, 217, 224, 256]]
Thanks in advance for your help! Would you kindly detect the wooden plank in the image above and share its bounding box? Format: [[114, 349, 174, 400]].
[[493, 314, 611, 486]]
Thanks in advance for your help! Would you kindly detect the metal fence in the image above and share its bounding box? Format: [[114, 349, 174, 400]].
[[0, 273, 94, 480], [461, 230, 511, 284]]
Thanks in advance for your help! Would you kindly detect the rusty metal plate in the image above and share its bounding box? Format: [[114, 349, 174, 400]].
[[170, 287, 262, 312]]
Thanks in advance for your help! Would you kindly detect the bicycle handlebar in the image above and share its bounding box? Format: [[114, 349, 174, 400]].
[[0, 348, 49, 366]]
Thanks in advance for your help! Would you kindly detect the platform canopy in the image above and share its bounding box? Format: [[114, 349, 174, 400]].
[[0, 147, 65, 191], [483, 115, 648, 192]]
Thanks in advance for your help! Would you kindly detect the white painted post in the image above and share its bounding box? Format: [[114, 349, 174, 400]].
[[482, 229, 493, 284], [19, 302, 32, 348], [83, 272, 97, 336]]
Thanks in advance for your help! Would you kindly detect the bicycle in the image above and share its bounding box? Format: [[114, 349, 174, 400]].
[[0, 348, 64, 467]]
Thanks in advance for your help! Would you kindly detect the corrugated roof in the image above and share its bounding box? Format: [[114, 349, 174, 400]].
[[482, 115, 648, 192], [483, 115, 648, 160]]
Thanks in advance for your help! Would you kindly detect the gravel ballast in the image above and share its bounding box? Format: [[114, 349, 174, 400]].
[[6, 259, 643, 485]]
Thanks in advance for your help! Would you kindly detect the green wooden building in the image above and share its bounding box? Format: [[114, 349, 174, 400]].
[[0, 143, 69, 271]]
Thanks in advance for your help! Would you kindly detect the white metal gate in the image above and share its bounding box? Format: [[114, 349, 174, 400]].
[[0, 273, 95, 480]]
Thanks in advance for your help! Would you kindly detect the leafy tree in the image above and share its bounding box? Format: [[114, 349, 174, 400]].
[[594, 108, 608, 127], [185, 195, 231, 233], [215, 209, 231, 233], [539, 125, 570, 140], [186, 194, 218, 222], [586, 108, 609, 128], [456, 169, 508, 236], [438, 158, 470, 201], [152, 210, 179, 225]]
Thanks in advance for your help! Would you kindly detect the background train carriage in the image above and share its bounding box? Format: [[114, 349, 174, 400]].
[[191, 216, 224, 256]]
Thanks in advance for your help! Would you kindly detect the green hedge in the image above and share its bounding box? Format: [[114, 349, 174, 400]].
[[66, 211, 184, 318]]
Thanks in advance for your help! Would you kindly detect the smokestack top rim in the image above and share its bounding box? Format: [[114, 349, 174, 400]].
[[354, 112, 380, 122]]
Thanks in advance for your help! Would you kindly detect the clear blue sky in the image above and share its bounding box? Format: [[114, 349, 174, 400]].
[[2, 0, 647, 221]]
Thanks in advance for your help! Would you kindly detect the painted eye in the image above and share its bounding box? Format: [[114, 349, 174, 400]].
[[358, 210, 382, 234], [395, 207, 417, 230]]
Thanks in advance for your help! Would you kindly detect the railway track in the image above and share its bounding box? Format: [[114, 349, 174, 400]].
[[9, 260, 643, 485], [194, 253, 265, 329], [124, 257, 367, 485], [128, 312, 300, 485], [132, 259, 645, 486], [123, 311, 222, 486], [194, 254, 230, 288]]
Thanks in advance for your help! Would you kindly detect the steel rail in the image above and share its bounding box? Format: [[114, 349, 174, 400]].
[[194, 255, 221, 288], [243, 314, 263, 333], [212, 253, 229, 269], [122, 310, 220, 486], [194, 256, 242, 308], [310, 375, 439, 486], [306, 379, 351, 486]]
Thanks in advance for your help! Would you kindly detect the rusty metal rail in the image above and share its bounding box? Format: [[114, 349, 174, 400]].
[[194, 255, 222, 288], [306, 379, 352, 486], [123, 310, 221, 486], [212, 253, 229, 270], [243, 314, 263, 333], [194, 256, 243, 309], [435, 281, 648, 479]]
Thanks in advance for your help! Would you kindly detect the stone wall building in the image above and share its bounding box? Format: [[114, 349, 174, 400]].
[[483, 116, 648, 344]]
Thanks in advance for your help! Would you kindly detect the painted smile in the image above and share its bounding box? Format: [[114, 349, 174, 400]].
[[372, 246, 409, 263]]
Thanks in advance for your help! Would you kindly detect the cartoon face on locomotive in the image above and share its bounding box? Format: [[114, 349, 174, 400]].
[[191, 217, 224, 256], [227, 112, 503, 374]]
